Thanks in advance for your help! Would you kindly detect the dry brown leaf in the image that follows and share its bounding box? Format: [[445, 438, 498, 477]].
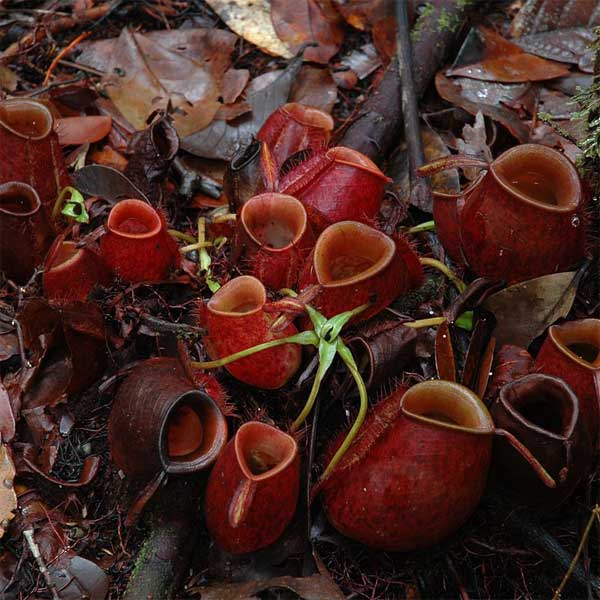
[[457, 111, 493, 179], [221, 68, 251, 104], [435, 72, 531, 142], [0, 65, 18, 92], [102, 28, 226, 133], [483, 271, 579, 348], [448, 27, 570, 83], [271, 0, 344, 64], [0, 444, 16, 538], [332, 0, 391, 30], [191, 573, 345, 600], [205, 0, 293, 58], [290, 66, 338, 112]]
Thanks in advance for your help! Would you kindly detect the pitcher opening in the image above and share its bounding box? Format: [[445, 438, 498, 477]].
[[314, 221, 395, 287]]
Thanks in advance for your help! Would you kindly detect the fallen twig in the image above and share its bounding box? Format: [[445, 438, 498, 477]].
[[395, 0, 430, 211], [23, 529, 61, 600]]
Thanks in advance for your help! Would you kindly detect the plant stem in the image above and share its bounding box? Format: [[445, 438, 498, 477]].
[[278, 288, 298, 298], [168, 229, 196, 243], [420, 257, 466, 293], [291, 362, 328, 432], [51, 186, 71, 221], [212, 213, 237, 223], [190, 331, 317, 369], [404, 316, 447, 329], [179, 241, 213, 254], [407, 220, 436, 234], [553, 506, 600, 600], [321, 342, 369, 480]]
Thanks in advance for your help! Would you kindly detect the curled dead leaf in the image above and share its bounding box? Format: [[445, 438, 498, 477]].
[[483, 270, 581, 348]]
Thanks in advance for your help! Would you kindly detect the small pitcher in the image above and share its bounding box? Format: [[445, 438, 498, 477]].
[[198, 276, 302, 389], [43, 239, 113, 302], [280, 147, 391, 231], [535, 319, 600, 442], [491, 374, 592, 507], [0, 99, 70, 216], [0, 182, 54, 283], [321, 380, 555, 551], [108, 357, 228, 480], [418, 144, 585, 282], [298, 221, 423, 323], [233, 193, 314, 290], [100, 199, 179, 283], [257, 102, 333, 171], [205, 421, 300, 554]]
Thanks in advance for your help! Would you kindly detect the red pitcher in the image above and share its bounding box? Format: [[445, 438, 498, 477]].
[[108, 357, 228, 480], [418, 144, 585, 282], [535, 319, 600, 443], [43, 239, 113, 302], [298, 221, 423, 323], [280, 147, 391, 232], [205, 421, 299, 554], [257, 102, 333, 171], [233, 193, 314, 290], [198, 276, 302, 389], [491, 373, 592, 507], [100, 199, 179, 283], [0, 182, 54, 283], [0, 99, 70, 217], [321, 380, 555, 551]]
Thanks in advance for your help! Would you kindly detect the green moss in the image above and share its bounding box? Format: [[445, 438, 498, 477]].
[[436, 8, 461, 33], [410, 2, 435, 42]]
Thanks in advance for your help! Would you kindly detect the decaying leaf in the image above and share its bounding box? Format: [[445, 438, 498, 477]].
[[0, 64, 18, 92], [483, 271, 580, 348], [271, 0, 344, 64], [191, 573, 345, 600], [448, 27, 570, 83], [331, 0, 391, 31], [510, 0, 600, 37], [291, 66, 338, 112], [50, 555, 109, 600], [182, 56, 303, 160], [73, 164, 148, 202], [0, 383, 15, 443], [339, 43, 382, 80], [0, 444, 16, 538], [435, 72, 531, 142], [102, 28, 226, 133], [515, 27, 596, 70], [389, 125, 460, 211], [205, 0, 293, 58], [457, 111, 493, 179]]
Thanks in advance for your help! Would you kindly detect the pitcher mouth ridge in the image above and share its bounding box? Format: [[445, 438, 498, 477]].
[[549, 319, 600, 370], [234, 422, 297, 482], [0, 99, 53, 140], [240, 194, 308, 252], [0, 182, 42, 217], [491, 144, 580, 213], [207, 275, 266, 317], [401, 380, 494, 435], [499, 374, 577, 441], [314, 221, 396, 288], [107, 199, 163, 239]]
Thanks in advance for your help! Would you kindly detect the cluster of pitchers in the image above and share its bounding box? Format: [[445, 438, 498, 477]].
[[1, 97, 597, 554]]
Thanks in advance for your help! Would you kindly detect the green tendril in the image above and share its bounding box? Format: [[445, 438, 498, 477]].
[[192, 301, 372, 481]]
